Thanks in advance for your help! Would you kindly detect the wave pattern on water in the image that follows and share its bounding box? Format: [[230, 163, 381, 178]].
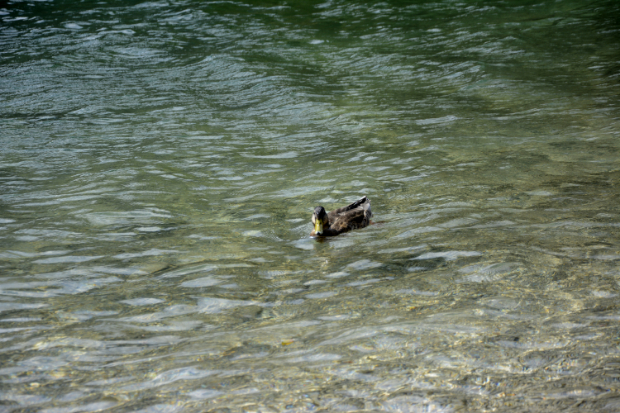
[[1, 0, 620, 411]]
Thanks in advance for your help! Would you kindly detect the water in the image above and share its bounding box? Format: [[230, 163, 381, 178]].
[[1, 0, 620, 411]]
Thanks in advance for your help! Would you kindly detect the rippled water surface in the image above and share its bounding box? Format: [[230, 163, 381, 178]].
[[2, 0, 620, 411]]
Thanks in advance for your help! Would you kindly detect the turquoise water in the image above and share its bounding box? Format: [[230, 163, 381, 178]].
[[1, 0, 620, 411]]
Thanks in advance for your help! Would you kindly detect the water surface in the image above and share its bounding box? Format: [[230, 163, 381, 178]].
[[1, 0, 620, 411]]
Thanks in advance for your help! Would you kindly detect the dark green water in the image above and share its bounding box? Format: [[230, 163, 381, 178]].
[[1, 0, 620, 411]]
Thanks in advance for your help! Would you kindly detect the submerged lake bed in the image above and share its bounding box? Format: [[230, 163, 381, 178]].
[[1, 0, 620, 411]]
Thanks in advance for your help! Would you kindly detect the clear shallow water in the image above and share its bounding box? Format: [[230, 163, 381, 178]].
[[1, 0, 620, 411]]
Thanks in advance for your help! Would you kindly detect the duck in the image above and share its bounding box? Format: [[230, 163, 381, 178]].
[[311, 196, 372, 237]]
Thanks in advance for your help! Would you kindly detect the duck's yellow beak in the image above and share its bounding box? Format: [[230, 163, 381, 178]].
[[314, 219, 323, 236]]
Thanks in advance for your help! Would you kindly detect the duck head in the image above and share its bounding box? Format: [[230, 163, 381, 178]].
[[311, 206, 328, 236]]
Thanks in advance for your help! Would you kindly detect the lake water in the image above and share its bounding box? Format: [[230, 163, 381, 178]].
[[1, 0, 620, 411]]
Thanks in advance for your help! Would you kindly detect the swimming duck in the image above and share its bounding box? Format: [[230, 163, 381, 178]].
[[311, 196, 372, 237]]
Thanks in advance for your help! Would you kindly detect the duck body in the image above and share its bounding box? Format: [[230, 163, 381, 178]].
[[311, 196, 372, 237]]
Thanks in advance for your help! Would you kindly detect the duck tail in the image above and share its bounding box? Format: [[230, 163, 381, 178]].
[[360, 196, 372, 218], [350, 196, 368, 208]]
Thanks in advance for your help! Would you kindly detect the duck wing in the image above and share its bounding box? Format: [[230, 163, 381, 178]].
[[327, 197, 372, 233], [328, 196, 371, 217]]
